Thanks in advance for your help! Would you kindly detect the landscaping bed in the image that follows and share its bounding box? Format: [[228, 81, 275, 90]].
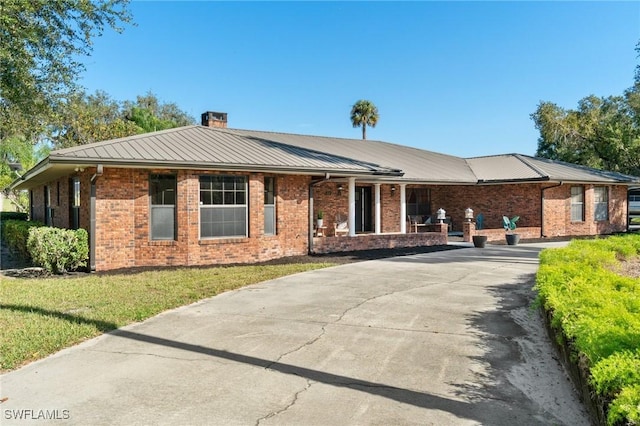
[[536, 235, 640, 425]]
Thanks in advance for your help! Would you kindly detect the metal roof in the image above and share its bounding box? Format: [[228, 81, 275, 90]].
[[10, 125, 639, 190], [222, 128, 478, 183], [467, 154, 639, 184], [47, 126, 399, 175]]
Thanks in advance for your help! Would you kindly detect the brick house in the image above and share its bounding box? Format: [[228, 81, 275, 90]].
[[10, 111, 639, 271]]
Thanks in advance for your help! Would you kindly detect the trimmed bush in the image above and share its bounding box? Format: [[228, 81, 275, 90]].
[[536, 235, 640, 425], [2, 219, 45, 259], [0, 211, 28, 222], [26, 227, 89, 274]]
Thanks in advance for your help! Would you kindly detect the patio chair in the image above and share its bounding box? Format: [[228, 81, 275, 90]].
[[334, 213, 349, 236]]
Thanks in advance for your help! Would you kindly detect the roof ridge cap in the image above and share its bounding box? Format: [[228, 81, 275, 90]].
[[513, 154, 549, 179]]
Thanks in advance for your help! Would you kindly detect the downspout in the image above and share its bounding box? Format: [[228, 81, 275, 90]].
[[89, 165, 103, 271], [541, 181, 562, 238], [308, 173, 331, 254]]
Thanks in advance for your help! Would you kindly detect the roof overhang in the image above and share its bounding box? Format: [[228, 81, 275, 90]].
[[9, 157, 403, 191]]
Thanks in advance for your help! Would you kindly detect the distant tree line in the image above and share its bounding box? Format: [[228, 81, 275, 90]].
[[532, 42, 640, 176], [0, 1, 195, 211]]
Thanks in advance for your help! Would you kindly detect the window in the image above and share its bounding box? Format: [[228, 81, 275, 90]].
[[594, 187, 609, 221], [70, 178, 80, 230], [570, 186, 584, 222], [150, 175, 176, 240], [44, 186, 52, 226], [200, 175, 247, 238], [264, 177, 276, 235], [407, 188, 431, 217]]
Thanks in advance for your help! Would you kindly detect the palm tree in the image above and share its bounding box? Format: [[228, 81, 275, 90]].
[[350, 100, 379, 140]]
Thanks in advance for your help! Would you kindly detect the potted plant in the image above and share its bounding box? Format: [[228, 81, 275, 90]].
[[317, 210, 324, 228], [502, 215, 520, 245]]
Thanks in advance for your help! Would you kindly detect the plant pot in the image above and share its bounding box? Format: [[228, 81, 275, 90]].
[[317, 219, 324, 228], [472, 235, 488, 248], [505, 234, 520, 245]]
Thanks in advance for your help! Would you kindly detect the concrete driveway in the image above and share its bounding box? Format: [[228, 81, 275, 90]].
[[1, 243, 589, 425]]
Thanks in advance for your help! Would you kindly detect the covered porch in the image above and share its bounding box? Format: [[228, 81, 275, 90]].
[[309, 177, 449, 254]]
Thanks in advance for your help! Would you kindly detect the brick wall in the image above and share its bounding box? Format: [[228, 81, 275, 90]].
[[312, 228, 447, 254], [430, 183, 543, 232], [541, 184, 627, 237], [30, 171, 91, 230], [27, 170, 630, 271], [91, 169, 310, 270]]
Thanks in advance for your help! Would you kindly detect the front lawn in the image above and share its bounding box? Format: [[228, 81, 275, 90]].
[[0, 263, 334, 371]]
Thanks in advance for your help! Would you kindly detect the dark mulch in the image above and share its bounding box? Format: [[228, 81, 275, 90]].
[[260, 244, 463, 266], [95, 245, 464, 277]]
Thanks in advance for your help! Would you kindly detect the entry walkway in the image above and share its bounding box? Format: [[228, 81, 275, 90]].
[[0, 243, 589, 425]]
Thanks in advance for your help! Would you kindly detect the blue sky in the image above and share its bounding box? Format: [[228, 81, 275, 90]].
[[80, 1, 640, 158]]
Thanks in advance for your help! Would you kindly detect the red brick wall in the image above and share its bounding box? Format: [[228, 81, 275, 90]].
[[95, 168, 136, 269], [91, 169, 310, 270], [28, 170, 630, 271], [30, 171, 91, 230], [430, 183, 543, 232], [542, 184, 627, 237], [312, 229, 447, 253]]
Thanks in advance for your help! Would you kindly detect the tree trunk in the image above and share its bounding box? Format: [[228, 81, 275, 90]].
[[362, 124, 366, 140]]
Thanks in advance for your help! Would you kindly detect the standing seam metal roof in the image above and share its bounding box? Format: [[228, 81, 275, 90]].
[[16, 125, 639, 190], [48, 126, 400, 175]]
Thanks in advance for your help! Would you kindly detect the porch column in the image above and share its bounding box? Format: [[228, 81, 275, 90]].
[[348, 177, 356, 237], [400, 183, 407, 233], [374, 183, 381, 234]]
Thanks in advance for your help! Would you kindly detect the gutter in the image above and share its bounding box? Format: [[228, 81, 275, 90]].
[[49, 157, 404, 178], [89, 165, 104, 272], [308, 173, 332, 255], [541, 181, 563, 238]]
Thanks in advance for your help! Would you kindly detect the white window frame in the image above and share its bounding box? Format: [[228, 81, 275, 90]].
[[594, 186, 609, 221], [199, 175, 248, 239], [570, 186, 584, 222], [264, 176, 276, 236], [150, 174, 177, 241]]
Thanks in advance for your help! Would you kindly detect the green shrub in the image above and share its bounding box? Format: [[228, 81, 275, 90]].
[[607, 385, 640, 426], [2, 219, 45, 259], [591, 350, 640, 397], [26, 227, 89, 274], [0, 211, 28, 223], [536, 235, 640, 425]]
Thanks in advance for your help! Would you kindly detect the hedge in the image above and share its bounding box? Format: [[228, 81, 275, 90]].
[[2, 219, 45, 260], [536, 235, 640, 425], [0, 211, 28, 222], [26, 227, 89, 274]]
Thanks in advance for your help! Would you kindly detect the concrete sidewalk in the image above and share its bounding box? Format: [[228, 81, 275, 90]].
[[1, 243, 589, 425]]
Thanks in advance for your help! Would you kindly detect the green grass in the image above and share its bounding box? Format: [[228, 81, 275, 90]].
[[536, 235, 640, 425], [0, 263, 334, 371]]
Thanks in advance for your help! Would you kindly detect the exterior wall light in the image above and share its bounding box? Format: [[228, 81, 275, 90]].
[[337, 184, 344, 195], [465, 207, 474, 222], [437, 208, 446, 223], [391, 185, 396, 196]]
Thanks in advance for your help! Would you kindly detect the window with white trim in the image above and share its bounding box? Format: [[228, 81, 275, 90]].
[[200, 175, 247, 238], [150, 174, 176, 240], [264, 177, 276, 235], [570, 186, 584, 222], [70, 178, 80, 230], [594, 187, 609, 221]]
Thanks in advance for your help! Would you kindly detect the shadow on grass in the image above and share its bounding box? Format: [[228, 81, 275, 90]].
[[0, 304, 118, 332]]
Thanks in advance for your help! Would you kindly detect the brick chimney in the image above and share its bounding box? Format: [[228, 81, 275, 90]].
[[201, 111, 228, 128]]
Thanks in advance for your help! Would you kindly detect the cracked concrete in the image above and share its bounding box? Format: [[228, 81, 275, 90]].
[[0, 242, 589, 425]]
